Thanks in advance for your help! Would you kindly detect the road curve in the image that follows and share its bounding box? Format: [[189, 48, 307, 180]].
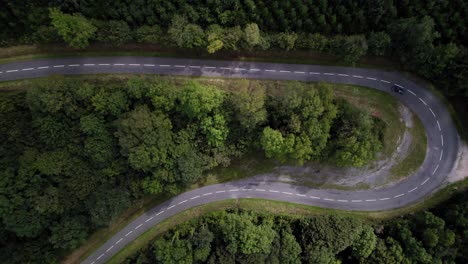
[[0, 57, 459, 264]]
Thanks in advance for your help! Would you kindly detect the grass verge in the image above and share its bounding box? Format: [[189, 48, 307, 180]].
[[389, 114, 427, 180], [107, 178, 468, 263]]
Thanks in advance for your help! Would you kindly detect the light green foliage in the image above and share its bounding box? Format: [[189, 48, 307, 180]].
[[367, 238, 407, 264], [260, 127, 285, 159], [147, 81, 178, 111], [243, 23, 261, 48], [278, 229, 302, 264], [228, 81, 267, 131], [200, 114, 229, 147], [168, 16, 205, 48], [206, 24, 224, 53], [275, 32, 298, 51], [49, 8, 96, 49], [219, 212, 277, 255], [351, 225, 377, 259], [91, 89, 129, 116], [178, 81, 224, 119], [153, 237, 193, 264]]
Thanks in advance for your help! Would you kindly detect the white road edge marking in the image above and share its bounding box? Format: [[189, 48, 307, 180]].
[[421, 178, 430, 186], [409, 187, 418, 193], [419, 97, 428, 105], [432, 165, 440, 175]]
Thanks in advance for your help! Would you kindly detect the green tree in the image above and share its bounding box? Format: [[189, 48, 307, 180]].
[[206, 24, 224, 53], [351, 225, 377, 259], [86, 186, 131, 227], [135, 25, 163, 43], [48, 216, 88, 250], [94, 20, 132, 46], [49, 8, 96, 49], [260, 127, 285, 159], [243, 23, 261, 49], [200, 114, 229, 147], [367, 31, 391, 56], [153, 237, 193, 264], [275, 32, 298, 51], [168, 16, 205, 48], [177, 81, 224, 119]]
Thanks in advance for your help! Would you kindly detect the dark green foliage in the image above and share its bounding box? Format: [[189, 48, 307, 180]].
[[94, 20, 132, 47]]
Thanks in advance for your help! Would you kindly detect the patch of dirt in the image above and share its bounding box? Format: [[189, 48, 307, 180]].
[[252, 103, 415, 190], [448, 143, 468, 182]]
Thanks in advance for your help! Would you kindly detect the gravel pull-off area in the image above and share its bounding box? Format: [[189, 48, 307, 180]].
[[252, 103, 417, 190], [448, 143, 468, 183]]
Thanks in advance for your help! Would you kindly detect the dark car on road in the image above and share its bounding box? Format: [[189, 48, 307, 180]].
[[391, 84, 405, 95]]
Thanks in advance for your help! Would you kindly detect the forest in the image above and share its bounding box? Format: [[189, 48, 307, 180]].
[[0, 0, 467, 98], [124, 190, 468, 264], [0, 77, 384, 262]]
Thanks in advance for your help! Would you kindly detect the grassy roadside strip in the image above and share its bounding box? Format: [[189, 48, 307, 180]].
[[107, 178, 468, 264], [389, 114, 427, 180]]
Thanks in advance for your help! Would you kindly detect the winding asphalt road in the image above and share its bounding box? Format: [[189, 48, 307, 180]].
[[0, 57, 459, 264]]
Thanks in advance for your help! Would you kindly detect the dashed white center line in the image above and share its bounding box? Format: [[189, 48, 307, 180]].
[[250, 68, 261, 71], [437, 120, 441, 131], [351, 200, 362, 203], [429, 108, 436, 117], [234, 68, 246, 71], [241, 188, 253, 191], [125, 231, 133, 237], [338, 74, 349, 76], [116, 238, 123, 245], [296, 194, 306, 197], [366, 77, 377, 80], [190, 195, 200, 200], [6, 69, 18, 72], [84, 63, 95, 66], [178, 200, 187, 205], [407, 89, 416, 96], [324, 198, 335, 201], [97, 254, 104, 260], [352, 75, 363, 78], [155, 211, 164, 216], [421, 178, 430, 186], [135, 224, 143, 230], [441, 135, 444, 146], [174, 65, 186, 68], [419, 97, 427, 105], [408, 187, 418, 193], [432, 165, 439, 175], [53, 65, 64, 68], [337, 199, 348, 202], [145, 217, 153, 223], [324, 73, 335, 75], [265, 69, 276, 72], [310, 196, 321, 199], [379, 197, 390, 201], [220, 67, 232, 70], [91, 261, 95, 264], [294, 71, 305, 74], [366, 199, 377, 202], [114, 63, 125, 66], [309, 72, 320, 75], [269, 190, 280, 193], [22, 68, 34, 71], [189, 66, 201, 68], [159, 64, 170, 67], [216, 190, 226, 193], [380, 79, 390, 83], [228, 189, 239, 192], [167, 205, 175, 210], [99, 63, 110, 66], [37, 66, 49, 69], [68, 64, 80, 67], [394, 84, 404, 89], [205, 66, 216, 69], [255, 189, 266, 192], [129, 64, 140, 66], [282, 192, 293, 195], [440, 150, 443, 161], [202, 192, 213, 196], [394, 193, 405, 198], [279, 70, 291, 73], [144, 64, 155, 67], [106, 246, 114, 252]]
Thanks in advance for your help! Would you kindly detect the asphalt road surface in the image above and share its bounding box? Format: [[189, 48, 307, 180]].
[[0, 57, 459, 264]]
